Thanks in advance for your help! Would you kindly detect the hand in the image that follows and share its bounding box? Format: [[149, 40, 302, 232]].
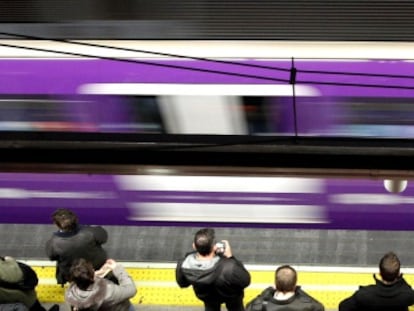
[[95, 266, 111, 278], [95, 259, 117, 278], [104, 259, 117, 270], [221, 240, 233, 258]]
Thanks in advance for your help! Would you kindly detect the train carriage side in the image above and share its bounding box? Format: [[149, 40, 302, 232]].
[[0, 43, 414, 230], [1, 44, 414, 309], [1, 55, 414, 138]]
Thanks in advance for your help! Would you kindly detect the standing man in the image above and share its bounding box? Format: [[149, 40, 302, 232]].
[[176, 228, 251, 311], [45, 208, 109, 286], [246, 265, 324, 311], [339, 251, 414, 311]]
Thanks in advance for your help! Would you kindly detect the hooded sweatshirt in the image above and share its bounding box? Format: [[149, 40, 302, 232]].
[[339, 274, 414, 311], [65, 264, 137, 311], [176, 251, 251, 301]]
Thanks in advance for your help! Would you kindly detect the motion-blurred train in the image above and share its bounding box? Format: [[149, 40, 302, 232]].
[[0, 39, 414, 138], [0, 40, 414, 230], [0, 170, 412, 231]]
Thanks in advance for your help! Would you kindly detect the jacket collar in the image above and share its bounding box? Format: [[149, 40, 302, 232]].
[[54, 225, 81, 237]]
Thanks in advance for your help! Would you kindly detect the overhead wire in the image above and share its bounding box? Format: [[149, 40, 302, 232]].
[[1, 33, 414, 147], [2, 32, 414, 89], [0, 32, 294, 146], [0, 41, 289, 84], [0, 32, 291, 73]]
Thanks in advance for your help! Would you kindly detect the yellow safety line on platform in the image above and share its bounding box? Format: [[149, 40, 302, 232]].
[[26, 262, 414, 310]]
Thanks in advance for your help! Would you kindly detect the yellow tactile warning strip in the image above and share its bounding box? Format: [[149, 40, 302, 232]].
[[27, 261, 414, 310]]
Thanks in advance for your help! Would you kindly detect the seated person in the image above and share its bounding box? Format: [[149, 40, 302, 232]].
[[0, 256, 58, 311], [65, 258, 137, 311]]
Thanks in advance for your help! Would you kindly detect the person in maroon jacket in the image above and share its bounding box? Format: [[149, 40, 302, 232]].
[[176, 228, 251, 311], [339, 251, 414, 311], [45, 208, 108, 286]]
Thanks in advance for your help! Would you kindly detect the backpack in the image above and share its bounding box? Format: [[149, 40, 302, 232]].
[[16, 262, 38, 290], [245, 287, 274, 311]]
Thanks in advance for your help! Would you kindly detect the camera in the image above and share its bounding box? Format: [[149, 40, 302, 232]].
[[215, 241, 225, 254]]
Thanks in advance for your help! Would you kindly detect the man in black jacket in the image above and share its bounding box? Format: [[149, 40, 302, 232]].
[[45, 208, 108, 286], [176, 228, 251, 311], [339, 251, 414, 311], [245, 265, 324, 311]]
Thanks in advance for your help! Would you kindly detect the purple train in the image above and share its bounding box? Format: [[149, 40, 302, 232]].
[[0, 171, 412, 231], [0, 41, 414, 138], [0, 41, 414, 230]]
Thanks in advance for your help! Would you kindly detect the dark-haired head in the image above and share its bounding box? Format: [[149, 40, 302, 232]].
[[275, 265, 297, 293], [194, 228, 215, 256], [69, 258, 95, 290], [52, 208, 78, 232], [379, 251, 401, 282]]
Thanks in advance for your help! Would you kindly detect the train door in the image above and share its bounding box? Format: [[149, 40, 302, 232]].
[[158, 95, 247, 134]]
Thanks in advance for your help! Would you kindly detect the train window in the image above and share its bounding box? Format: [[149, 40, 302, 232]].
[[0, 95, 82, 131], [121, 95, 165, 133], [4, 93, 414, 139], [79, 83, 319, 136], [242, 96, 290, 135], [0, 94, 165, 134], [331, 97, 414, 138], [242, 97, 269, 134]]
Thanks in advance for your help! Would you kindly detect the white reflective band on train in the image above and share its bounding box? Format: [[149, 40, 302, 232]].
[[78, 83, 320, 96], [0, 188, 114, 199], [128, 203, 327, 223], [116, 175, 324, 193], [330, 193, 414, 205]]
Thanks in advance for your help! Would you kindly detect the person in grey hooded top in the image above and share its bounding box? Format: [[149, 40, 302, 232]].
[[65, 258, 137, 311], [176, 228, 251, 311]]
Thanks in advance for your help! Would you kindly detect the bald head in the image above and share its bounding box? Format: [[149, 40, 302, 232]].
[[275, 265, 297, 293], [379, 252, 401, 282]]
